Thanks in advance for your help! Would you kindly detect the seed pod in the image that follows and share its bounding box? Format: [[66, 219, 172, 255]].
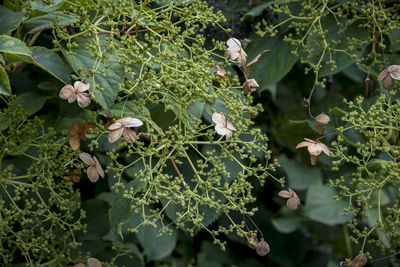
[[255, 238, 270, 256]]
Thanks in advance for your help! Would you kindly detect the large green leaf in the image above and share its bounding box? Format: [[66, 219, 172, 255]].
[[30, 46, 71, 83], [0, 35, 32, 57], [246, 34, 299, 95], [22, 12, 77, 36], [29, 0, 65, 12], [279, 154, 322, 190], [0, 66, 11, 95], [12, 91, 47, 115], [303, 183, 353, 225], [80, 199, 110, 241], [0, 6, 24, 35], [63, 36, 124, 110], [137, 221, 178, 262]]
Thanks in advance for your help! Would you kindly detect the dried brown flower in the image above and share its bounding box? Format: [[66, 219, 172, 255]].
[[68, 123, 94, 150], [68, 169, 80, 183], [59, 81, 91, 108], [314, 113, 330, 133], [74, 258, 102, 267], [340, 254, 367, 267], [278, 188, 300, 210], [242, 79, 259, 94], [215, 65, 226, 77], [378, 65, 400, 90], [79, 153, 104, 182], [296, 138, 330, 165], [108, 117, 143, 143], [255, 238, 270, 256]]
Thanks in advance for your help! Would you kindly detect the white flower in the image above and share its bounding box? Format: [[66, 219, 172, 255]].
[[59, 81, 91, 108], [108, 117, 143, 143], [212, 113, 235, 140], [226, 38, 247, 67], [79, 153, 104, 182]]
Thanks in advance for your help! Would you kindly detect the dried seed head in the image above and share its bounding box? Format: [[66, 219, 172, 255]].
[[255, 239, 270, 256]]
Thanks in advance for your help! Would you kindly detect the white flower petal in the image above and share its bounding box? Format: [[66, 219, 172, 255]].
[[87, 166, 99, 182], [122, 117, 143, 128], [226, 121, 236, 131], [225, 130, 233, 140], [278, 190, 291, 199], [212, 113, 226, 126], [79, 152, 95, 165], [389, 65, 400, 80], [60, 85, 77, 103], [108, 127, 124, 143], [108, 120, 123, 130], [215, 125, 230, 136], [93, 156, 104, 178], [87, 258, 102, 267], [77, 92, 91, 108], [74, 81, 90, 92]]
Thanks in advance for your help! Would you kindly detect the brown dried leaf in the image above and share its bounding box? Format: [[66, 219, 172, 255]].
[[244, 50, 269, 77], [341, 254, 367, 267]]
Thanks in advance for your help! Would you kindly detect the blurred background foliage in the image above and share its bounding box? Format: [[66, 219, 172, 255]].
[[1, 0, 400, 266]]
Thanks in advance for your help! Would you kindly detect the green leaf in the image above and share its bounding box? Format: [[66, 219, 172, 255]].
[[279, 154, 322, 190], [81, 199, 110, 240], [30, 46, 72, 83], [12, 91, 47, 115], [137, 221, 178, 262], [303, 183, 353, 225], [22, 12, 78, 36], [62, 36, 124, 110], [0, 6, 24, 35], [243, 1, 274, 20], [29, 0, 65, 12], [0, 66, 11, 95], [0, 35, 32, 57], [186, 100, 204, 128], [271, 216, 301, 234], [246, 35, 298, 90], [389, 29, 400, 52]]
